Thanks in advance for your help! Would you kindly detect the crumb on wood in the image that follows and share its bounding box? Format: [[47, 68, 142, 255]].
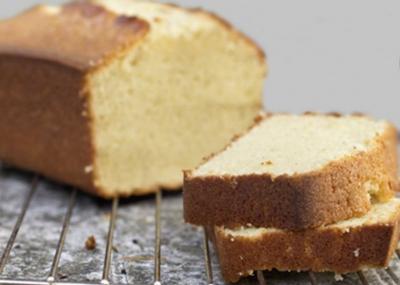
[[85, 235, 96, 250], [58, 272, 68, 280], [334, 273, 344, 281], [112, 245, 119, 253]]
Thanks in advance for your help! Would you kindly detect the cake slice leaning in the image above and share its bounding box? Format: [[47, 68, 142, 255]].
[[184, 113, 398, 230], [211, 198, 400, 283]]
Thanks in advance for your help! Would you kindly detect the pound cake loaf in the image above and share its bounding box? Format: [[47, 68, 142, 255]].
[[211, 198, 400, 283], [184, 113, 398, 230], [0, 1, 266, 197]]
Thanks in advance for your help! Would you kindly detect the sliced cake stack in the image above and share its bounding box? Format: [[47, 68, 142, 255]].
[[183, 113, 399, 283]]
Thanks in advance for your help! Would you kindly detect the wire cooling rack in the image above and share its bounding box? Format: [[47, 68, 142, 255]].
[[1, 168, 400, 285]]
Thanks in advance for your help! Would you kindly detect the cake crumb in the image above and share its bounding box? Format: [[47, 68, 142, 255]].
[[261, 160, 273, 166], [354, 248, 360, 257], [334, 273, 343, 281], [57, 272, 68, 280], [239, 255, 244, 260], [230, 237, 235, 242], [42, 6, 61, 15], [85, 235, 96, 250], [84, 165, 93, 174]]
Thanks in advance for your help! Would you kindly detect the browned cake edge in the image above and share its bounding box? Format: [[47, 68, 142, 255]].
[[210, 202, 400, 283], [183, 113, 398, 230]]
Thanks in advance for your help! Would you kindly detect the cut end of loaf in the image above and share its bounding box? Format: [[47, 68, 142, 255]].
[[86, 0, 266, 196], [194, 113, 391, 177]]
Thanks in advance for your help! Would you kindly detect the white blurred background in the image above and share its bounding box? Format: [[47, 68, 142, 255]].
[[1, 1, 399, 126]]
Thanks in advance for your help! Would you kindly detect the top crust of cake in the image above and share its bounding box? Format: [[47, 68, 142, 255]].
[[0, 2, 149, 70], [0, 0, 264, 71], [193, 113, 391, 177], [91, 0, 265, 62]]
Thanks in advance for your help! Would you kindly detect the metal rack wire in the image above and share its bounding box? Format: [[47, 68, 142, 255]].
[[1, 174, 400, 285], [0, 175, 132, 285]]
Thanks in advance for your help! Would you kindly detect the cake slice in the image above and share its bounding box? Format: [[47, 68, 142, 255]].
[[0, 0, 266, 197], [184, 113, 398, 230], [211, 198, 400, 283]]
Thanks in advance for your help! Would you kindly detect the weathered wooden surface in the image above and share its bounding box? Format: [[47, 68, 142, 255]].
[[0, 169, 399, 285]]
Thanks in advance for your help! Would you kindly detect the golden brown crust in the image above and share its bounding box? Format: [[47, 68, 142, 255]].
[[211, 206, 400, 283], [0, 2, 149, 70], [183, 115, 398, 230], [0, 55, 96, 192]]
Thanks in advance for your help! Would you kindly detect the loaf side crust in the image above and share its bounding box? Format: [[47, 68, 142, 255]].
[[211, 205, 400, 283], [184, 113, 398, 230], [0, 55, 96, 192]]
